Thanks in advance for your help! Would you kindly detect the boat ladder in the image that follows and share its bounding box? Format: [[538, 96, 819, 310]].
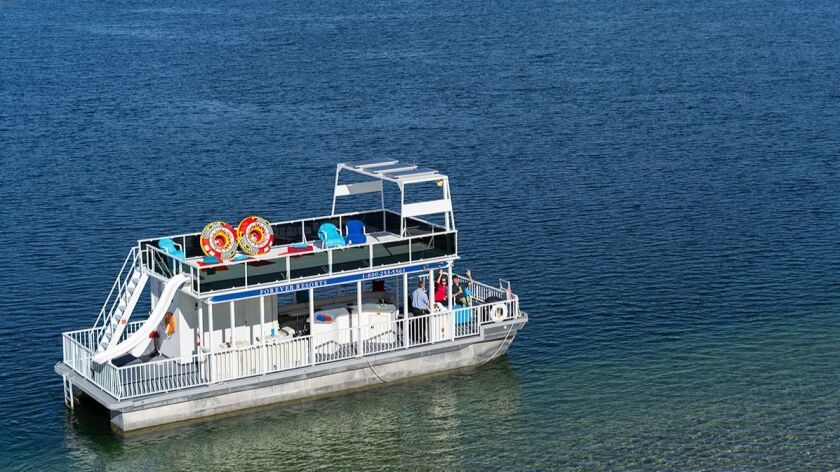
[[94, 247, 150, 352], [63, 374, 74, 409]]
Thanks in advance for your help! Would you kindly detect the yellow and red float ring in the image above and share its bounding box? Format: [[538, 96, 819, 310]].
[[200, 221, 238, 261], [237, 216, 274, 256]]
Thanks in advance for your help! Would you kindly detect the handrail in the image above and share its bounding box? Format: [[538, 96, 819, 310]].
[[139, 229, 458, 297], [92, 247, 139, 331], [146, 245, 178, 279], [181, 228, 458, 271], [136, 209, 448, 246], [64, 295, 522, 401]]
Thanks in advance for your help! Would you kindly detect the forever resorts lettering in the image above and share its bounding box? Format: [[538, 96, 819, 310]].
[[259, 280, 329, 295], [258, 267, 410, 295]]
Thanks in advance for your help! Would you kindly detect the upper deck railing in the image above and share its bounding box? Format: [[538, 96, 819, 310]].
[[139, 209, 458, 296]]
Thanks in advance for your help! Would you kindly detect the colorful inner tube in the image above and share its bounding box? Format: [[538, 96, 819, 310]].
[[237, 216, 274, 256], [200, 221, 238, 261]]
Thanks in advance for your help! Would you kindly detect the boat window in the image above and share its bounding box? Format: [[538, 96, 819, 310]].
[[410, 233, 454, 261], [272, 222, 304, 246], [246, 258, 287, 285], [303, 218, 341, 241], [289, 252, 330, 279], [360, 211, 385, 233], [371, 240, 411, 267], [410, 216, 438, 235], [198, 263, 247, 292], [331, 246, 370, 273], [384, 211, 401, 234], [183, 234, 204, 258]]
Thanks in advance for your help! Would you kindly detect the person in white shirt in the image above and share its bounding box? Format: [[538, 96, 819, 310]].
[[410, 280, 430, 343], [411, 280, 430, 316]]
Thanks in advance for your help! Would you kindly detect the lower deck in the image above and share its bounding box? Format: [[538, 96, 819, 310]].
[[57, 318, 524, 431], [61, 274, 525, 418]]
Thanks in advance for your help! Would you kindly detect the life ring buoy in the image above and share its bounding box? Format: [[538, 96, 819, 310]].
[[200, 221, 238, 261], [237, 216, 274, 256], [163, 312, 176, 336], [489, 302, 508, 323]]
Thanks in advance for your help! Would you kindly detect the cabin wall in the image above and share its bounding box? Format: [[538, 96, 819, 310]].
[[150, 289, 280, 359], [158, 289, 197, 361], [201, 296, 279, 352]]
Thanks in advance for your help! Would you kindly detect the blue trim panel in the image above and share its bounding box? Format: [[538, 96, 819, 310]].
[[210, 261, 449, 303]]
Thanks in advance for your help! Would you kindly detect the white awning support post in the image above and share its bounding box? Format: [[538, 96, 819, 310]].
[[229, 300, 236, 377], [428, 269, 434, 341], [208, 303, 215, 383], [357, 280, 363, 357], [308, 288, 315, 366], [447, 264, 453, 310], [403, 273, 409, 348], [197, 302, 204, 356], [260, 294, 266, 374], [448, 263, 454, 341]]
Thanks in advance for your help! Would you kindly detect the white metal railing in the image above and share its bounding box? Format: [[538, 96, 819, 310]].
[[139, 227, 457, 296], [361, 317, 403, 356], [63, 332, 95, 377], [465, 276, 509, 302], [265, 336, 311, 373], [136, 209, 448, 251], [92, 247, 140, 332], [62, 294, 524, 401], [118, 351, 210, 398]]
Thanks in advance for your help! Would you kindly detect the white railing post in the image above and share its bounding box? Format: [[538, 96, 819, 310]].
[[357, 280, 363, 356], [197, 302, 203, 356], [428, 269, 434, 309], [229, 301, 236, 378], [309, 288, 315, 366], [260, 295, 266, 374], [447, 264, 454, 341], [402, 273, 408, 348], [208, 303, 215, 383]]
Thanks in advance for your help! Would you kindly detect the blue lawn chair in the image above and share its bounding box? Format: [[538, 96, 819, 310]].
[[158, 238, 185, 260], [344, 219, 366, 245], [318, 223, 346, 248]]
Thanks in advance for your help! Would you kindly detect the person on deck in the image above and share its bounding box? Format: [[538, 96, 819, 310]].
[[410, 280, 430, 343], [452, 271, 473, 307], [434, 271, 448, 304], [411, 280, 430, 317]]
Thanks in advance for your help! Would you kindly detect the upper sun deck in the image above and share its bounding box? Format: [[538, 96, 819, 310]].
[[138, 161, 458, 298]]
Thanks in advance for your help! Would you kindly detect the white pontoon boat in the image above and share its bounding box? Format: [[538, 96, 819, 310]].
[[56, 161, 528, 432]]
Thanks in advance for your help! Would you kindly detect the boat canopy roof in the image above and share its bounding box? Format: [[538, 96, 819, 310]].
[[332, 160, 454, 230], [337, 159, 448, 184]]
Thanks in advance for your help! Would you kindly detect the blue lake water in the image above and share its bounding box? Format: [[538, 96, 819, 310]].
[[2, 0, 839, 469]]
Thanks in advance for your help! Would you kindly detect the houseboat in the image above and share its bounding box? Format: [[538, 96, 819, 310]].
[[56, 161, 528, 432]]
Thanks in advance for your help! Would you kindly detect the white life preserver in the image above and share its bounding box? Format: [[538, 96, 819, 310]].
[[490, 303, 508, 323]]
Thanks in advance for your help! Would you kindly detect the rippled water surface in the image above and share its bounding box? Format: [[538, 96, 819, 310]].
[[2, 0, 840, 470]]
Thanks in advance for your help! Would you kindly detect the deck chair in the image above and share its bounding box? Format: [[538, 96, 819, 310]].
[[318, 223, 346, 248], [158, 238, 185, 260], [344, 219, 366, 245]]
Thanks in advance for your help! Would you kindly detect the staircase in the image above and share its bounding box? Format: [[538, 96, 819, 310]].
[[94, 248, 150, 353]]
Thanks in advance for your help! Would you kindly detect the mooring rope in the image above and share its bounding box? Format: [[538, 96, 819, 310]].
[[367, 320, 515, 382], [479, 323, 514, 366], [367, 358, 389, 383]]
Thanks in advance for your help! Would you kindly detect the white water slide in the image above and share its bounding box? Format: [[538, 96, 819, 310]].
[[92, 273, 189, 365]]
